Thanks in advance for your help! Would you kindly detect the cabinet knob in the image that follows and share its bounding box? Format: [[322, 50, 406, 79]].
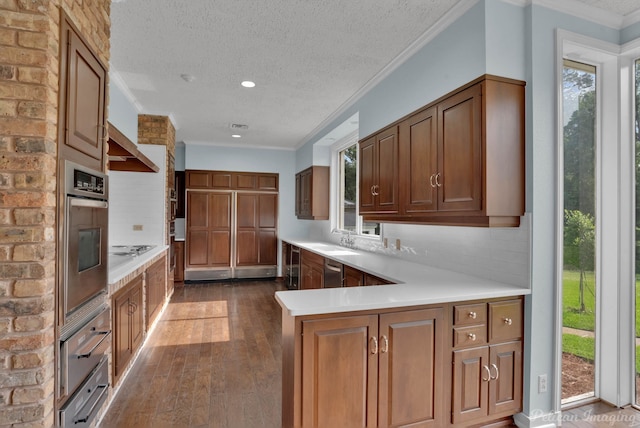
[[504, 317, 513, 325], [467, 333, 476, 341], [468, 311, 477, 319], [370, 336, 378, 355]]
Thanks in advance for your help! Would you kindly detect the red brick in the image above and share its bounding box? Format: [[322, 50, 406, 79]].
[[0, 46, 48, 67], [13, 311, 53, 331], [14, 138, 55, 154], [0, 117, 46, 137], [0, 81, 47, 100], [0, 402, 44, 425], [0, 154, 55, 172], [14, 172, 54, 191], [12, 245, 45, 263], [0, 0, 19, 11]]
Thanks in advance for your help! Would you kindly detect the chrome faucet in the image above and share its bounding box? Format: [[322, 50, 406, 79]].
[[340, 232, 355, 249]]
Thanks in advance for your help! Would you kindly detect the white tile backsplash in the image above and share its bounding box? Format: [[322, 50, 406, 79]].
[[108, 145, 167, 246], [324, 214, 531, 287]]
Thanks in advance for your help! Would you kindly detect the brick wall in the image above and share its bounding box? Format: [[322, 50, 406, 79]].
[[138, 114, 176, 153], [0, 1, 110, 427]]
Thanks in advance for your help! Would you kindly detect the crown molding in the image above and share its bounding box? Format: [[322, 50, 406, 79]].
[[183, 140, 295, 151], [295, 0, 480, 149], [532, 0, 624, 29], [109, 66, 143, 113]]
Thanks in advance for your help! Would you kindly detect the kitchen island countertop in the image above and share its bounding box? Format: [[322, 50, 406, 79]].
[[276, 238, 529, 316]]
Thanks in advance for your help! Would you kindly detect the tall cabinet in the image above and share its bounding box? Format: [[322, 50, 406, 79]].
[[185, 170, 278, 281]]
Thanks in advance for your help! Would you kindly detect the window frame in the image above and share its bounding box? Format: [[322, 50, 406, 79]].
[[331, 131, 381, 240]]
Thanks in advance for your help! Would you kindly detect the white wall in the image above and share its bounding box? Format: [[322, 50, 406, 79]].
[[108, 145, 167, 246]]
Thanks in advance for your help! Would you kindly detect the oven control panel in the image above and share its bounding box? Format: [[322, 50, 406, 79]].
[[73, 169, 105, 195]]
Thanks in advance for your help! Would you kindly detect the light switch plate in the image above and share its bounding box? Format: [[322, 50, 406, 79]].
[[133, 224, 143, 231]]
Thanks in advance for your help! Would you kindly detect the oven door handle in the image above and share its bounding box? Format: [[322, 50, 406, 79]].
[[76, 330, 111, 359], [73, 383, 108, 424], [69, 198, 108, 209]]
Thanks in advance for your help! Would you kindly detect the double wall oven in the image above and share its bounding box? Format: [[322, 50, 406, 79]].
[[57, 160, 111, 427]]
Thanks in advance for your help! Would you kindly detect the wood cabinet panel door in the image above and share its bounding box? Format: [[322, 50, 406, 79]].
[[344, 265, 364, 286], [186, 171, 212, 188], [186, 192, 231, 268], [359, 137, 376, 213], [62, 22, 106, 167], [130, 278, 144, 353], [489, 341, 522, 416], [300, 260, 323, 290], [302, 315, 379, 428], [378, 308, 445, 428], [113, 289, 131, 380], [400, 107, 438, 214], [259, 194, 277, 228], [376, 128, 399, 213], [452, 346, 489, 424], [438, 83, 482, 212], [258, 230, 277, 265]]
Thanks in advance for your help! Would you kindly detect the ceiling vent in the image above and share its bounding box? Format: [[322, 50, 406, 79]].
[[230, 123, 249, 130]]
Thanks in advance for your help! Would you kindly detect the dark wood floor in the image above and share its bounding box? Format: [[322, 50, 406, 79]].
[[99, 280, 285, 428], [99, 279, 640, 427]]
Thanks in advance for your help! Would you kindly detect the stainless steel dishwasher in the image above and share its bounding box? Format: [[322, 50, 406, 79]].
[[323, 258, 343, 288]]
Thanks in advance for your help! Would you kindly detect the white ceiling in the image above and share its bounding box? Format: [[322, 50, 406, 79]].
[[109, 0, 640, 150]]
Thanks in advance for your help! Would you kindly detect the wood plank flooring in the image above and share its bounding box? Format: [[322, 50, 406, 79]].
[[99, 279, 640, 427], [99, 280, 285, 428]]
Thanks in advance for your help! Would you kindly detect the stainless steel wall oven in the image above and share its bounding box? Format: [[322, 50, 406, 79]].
[[57, 161, 111, 426]]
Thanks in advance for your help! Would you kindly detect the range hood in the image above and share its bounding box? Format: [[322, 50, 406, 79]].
[[107, 122, 159, 173]]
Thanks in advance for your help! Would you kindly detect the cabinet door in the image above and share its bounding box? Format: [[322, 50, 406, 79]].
[[258, 193, 278, 265], [359, 136, 376, 214], [295, 173, 301, 216], [174, 241, 184, 282], [186, 191, 231, 268], [61, 19, 106, 170], [130, 276, 144, 354], [489, 341, 522, 416], [186, 171, 212, 188], [364, 273, 392, 286], [300, 260, 323, 290], [452, 346, 489, 424], [376, 127, 399, 213], [437, 83, 482, 212], [302, 315, 379, 428], [378, 308, 445, 428], [343, 265, 364, 287], [236, 193, 259, 266], [113, 289, 132, 381], [400, 107, 438, 214], [146, 257, 166, 327]]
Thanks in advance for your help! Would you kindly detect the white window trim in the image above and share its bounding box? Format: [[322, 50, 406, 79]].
[[555, 28, 633, 410]]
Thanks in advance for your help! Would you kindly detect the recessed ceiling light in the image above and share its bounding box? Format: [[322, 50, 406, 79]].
[[241, 80, 256, 88], [180, 73, 195, 83], [232, 134, 242, 138]]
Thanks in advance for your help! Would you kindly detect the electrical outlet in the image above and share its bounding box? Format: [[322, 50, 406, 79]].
[[395, 239, 401, 250], [383, 238, 388, 248], [133, 224, 143, 231], [538, 374, 547, 393]]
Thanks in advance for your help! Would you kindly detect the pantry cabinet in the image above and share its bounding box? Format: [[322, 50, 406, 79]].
[[112, 274, 144, 385], [359, 127, 399, 215], [299, 308, 445, 428], [362, 75, 525, 227], [58, 13, 107, 172]]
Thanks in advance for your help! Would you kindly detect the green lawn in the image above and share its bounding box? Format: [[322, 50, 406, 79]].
[[562, 270, 640, 373]]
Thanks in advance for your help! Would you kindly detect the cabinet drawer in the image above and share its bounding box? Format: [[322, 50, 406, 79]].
[[489, 299, 522, 342], [453, 325, 486, 348], [453, 303, 486, 326], [300, 249, 324, 267]]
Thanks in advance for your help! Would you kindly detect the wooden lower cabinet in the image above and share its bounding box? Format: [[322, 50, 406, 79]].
[[112, 274, 144, 385], [174, 240, 184, 282], [300, 249, 324, 289], [343, 265, 364, 286], [146, 256, 166, 328], [299, 308, 445, 427], [282, 297, 523, 428]]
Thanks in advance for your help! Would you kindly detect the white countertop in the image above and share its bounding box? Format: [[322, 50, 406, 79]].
[[108, 245, 168, 285], [276, 238, 529, 316]]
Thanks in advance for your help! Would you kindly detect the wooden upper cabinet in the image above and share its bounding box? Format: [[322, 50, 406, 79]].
[[438, 83, 482, 213], [186, 170, 278, 191], [399, 107, 438, 215], [359, 127, 399, 215], [362, 75, 525, 227], [295, 166, 329, 220], [58, 13, 107, 171]]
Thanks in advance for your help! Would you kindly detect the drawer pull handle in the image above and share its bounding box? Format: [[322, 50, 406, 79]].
[[504, 317, 513, 325], [468, 311, 477, 319], [490, 363, 499, 380], [482, 365, 491, 382], [370, 336, 378, 355], [467, 333, 476, 341], [380, 335, 389, 353], [429, 174, 436, 188]]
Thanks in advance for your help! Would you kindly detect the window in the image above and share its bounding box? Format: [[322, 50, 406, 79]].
[[561, 59, 597, 403], [337, 142, 380, 236]]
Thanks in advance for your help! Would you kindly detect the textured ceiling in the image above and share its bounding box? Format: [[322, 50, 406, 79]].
[[109, 0, 640, 150]]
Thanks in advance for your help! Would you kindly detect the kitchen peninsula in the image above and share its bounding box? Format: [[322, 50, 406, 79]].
[[276, 239, 529, 428]]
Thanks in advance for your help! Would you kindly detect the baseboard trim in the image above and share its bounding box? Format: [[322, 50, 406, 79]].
[[513, 410, 561, 427]]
